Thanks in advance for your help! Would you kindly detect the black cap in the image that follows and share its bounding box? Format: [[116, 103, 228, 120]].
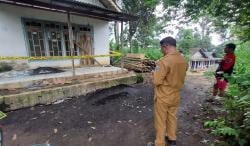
[[160, 37, 176, 47]]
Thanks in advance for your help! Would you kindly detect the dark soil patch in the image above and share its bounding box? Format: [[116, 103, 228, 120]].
[[92, 92, 129, 106], [0, 75, 214, 146]]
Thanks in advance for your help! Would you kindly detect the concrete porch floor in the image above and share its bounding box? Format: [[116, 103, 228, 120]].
[[0, 67, 124, 85], [0, 66, 137, 110]]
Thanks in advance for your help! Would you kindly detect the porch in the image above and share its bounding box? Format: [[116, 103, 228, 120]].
[[0, 66, 137, 110]]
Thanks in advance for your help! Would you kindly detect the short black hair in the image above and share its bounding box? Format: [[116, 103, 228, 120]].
[[225, 43, 236, 51], [160, 37, 176, 47]]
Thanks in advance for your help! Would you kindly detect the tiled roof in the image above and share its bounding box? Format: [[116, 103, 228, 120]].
[[72, 0, 121, 12], [73, 0, 105, 8]]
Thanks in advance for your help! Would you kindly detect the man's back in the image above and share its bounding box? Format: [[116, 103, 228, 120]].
[[165, 53, 187, 90], [153, 52, 188, 105]]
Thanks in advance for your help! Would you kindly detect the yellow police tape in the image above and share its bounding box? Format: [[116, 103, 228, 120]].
[[0, 51, 121, 60]]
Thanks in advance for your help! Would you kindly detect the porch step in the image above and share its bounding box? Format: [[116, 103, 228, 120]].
[[0, 71, 137, 111]]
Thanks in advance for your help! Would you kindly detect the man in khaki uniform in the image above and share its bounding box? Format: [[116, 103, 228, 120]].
[[153, 37, 188, 146]]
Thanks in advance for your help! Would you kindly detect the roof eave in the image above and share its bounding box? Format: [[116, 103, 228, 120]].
[[0, 0, 138, 21]]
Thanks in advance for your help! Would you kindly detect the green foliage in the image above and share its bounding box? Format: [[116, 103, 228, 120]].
[[168, 0, 250, 41], [204, 42, 250, 146], [0, 111, 7, 120], [110, 40, 162, 65], [204, 118, 225, 129], [203, 70, 214, 79], [143, 49, 162, 60], [122, 0, 160, 50], [205, 119, 239, 137], [176, 29, 194, 55], [177, 28, 212, 57], [136, 73, 144, 83], [0, 62, 12, 73], [132, 46, 162, 61]]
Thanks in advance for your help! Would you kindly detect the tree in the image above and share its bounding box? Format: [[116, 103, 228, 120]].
[[165, 0, 250, 41], [176, 28, 213, 57], [176, 29, 194, 56], [122, 0, 160, 51]]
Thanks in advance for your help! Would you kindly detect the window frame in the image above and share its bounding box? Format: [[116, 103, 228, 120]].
[[22, 18, 94, 60]]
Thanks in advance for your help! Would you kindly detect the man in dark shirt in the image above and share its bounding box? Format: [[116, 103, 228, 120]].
[[213, 43, 236, 97]]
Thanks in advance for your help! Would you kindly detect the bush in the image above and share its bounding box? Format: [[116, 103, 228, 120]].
[[0, 62, 13, 73], [110, 40, 163, 62], [143, 48, 162, 60], [136, 73, 144, 83]]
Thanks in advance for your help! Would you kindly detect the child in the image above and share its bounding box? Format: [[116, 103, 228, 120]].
[[213, 43, 236, 97]]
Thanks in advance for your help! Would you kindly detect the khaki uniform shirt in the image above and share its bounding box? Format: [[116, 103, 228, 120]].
[[153, 52, 188, 106]]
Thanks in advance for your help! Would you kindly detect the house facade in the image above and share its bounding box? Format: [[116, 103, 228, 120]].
[[189, 48, 221, 71], [0, 0, 134, 68]]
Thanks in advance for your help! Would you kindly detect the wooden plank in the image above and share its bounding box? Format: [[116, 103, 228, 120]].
[[120, 21, 124, 69], [126, 53, 145, 59]]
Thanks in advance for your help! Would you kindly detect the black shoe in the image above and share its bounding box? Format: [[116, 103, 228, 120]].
[[165, 136, 177, 146], [168, 140, 177, 146]]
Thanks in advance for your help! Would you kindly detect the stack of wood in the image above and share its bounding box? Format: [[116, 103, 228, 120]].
[[123, 53, 156, 73]]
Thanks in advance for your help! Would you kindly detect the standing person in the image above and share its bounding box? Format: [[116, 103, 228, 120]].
[[213, 43, 236, 97], [151, 37, 188, 146]]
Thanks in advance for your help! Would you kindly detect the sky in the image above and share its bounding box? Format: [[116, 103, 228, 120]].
[[154, 4, 222, 46]]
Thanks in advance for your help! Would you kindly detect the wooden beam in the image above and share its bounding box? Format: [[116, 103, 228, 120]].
[[67, 12, 76, 78], [75, 42, 103, 66], [120, 21, 124, 69]]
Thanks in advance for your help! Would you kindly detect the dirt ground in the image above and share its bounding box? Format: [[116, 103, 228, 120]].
[[0, 75, 214, 146]]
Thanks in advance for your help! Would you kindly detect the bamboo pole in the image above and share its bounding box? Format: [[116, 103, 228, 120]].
[[67, 12, 76, 78]]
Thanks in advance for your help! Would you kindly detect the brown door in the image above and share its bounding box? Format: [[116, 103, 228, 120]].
[[78, 27, 94, 66]]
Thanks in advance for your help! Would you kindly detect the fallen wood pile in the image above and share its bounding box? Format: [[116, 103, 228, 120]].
[[124, 56, 156, 73]]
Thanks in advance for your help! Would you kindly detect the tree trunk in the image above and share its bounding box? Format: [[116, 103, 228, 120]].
[[128, 35, 132, 53], [114, 21, 120, 50]]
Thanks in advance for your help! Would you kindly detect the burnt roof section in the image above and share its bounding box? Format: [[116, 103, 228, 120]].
[[0, 0, 137, 21]]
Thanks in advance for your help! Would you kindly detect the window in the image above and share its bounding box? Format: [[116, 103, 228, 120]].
[[24, 19, 92, 58], [63, 26, 78, 56], [46, 23, 63, 56], [25, 22, 46, 56]]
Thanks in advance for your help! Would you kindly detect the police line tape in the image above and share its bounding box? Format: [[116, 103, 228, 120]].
[[0, 51, 121, 60]]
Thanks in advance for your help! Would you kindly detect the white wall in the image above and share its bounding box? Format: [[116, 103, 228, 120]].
[[0, 3, 110, 68], [192, 52, 203, 59]]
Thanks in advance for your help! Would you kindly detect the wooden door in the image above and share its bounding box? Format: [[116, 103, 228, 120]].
[[78, 27, 94, 66]]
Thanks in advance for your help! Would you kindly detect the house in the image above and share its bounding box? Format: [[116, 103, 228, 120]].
[[189, 48, 221, 71], [0, 0, 135, 68]]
